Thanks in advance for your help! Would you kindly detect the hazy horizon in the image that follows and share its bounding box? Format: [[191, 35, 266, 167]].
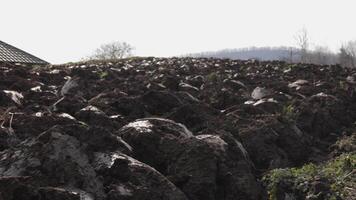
[[2, 0, 356, 64]]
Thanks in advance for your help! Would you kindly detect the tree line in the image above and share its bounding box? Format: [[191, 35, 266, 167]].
[[188, 29, 356, 68], [87, 30, 356, 68]]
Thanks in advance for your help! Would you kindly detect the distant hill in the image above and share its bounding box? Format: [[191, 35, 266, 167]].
[[186, 46, 301, 61], [186, 46, 339, 65]]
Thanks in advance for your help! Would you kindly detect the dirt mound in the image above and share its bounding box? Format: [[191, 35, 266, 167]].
[[0, 58, 355, 199]]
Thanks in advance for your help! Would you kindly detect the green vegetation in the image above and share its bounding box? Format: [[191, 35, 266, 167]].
[[280, 104, 299, 123], [99, 71, 109, 79], [334, 134, 356, 153], [206, 72, 220, 83], [285, 64, 298, 70], [263, 153, 356, 200]]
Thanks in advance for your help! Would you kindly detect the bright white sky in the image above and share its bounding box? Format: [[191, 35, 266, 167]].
[[1, 0, 356, 64]]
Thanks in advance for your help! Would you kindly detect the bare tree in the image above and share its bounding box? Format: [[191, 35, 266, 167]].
[[288, 47, 295, 63], [310, 46, 330, 65], [90, 41, 134, 60], [339, 41, 356, 68], [295, 28, 309, 63]]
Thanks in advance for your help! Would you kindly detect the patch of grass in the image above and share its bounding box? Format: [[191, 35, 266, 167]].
[[287, 64, 298, 69], [99, 71, 109, 79], [282, 64, 298, 71], [263, 153, 356, 200], [280, 104, 299, 123], [206, 72, 219, 83], [334, 134, 356, 153], [263, 168, 294, 200]]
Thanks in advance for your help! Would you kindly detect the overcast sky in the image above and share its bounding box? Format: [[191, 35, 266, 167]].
[[1, 0, 356, 64]]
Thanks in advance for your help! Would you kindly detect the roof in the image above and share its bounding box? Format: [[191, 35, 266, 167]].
[[0, 40, 49, 65]]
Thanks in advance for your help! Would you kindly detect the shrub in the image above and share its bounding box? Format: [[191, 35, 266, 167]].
[[263, 153, 356, 200]]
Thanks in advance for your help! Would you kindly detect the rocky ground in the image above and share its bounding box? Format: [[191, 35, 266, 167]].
[[0, 57, 355, 200]]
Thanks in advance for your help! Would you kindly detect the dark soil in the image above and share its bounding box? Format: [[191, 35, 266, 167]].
[[0, 58, 355, 200]]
